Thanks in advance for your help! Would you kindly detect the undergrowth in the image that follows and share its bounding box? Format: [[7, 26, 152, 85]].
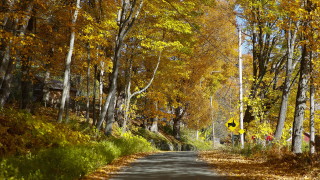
[[0, 108, 90, 156], [180, 127, 214, 151], [0, 108, 155, 180], [0, 135, 155, 179], [229, 143, 320, 169]]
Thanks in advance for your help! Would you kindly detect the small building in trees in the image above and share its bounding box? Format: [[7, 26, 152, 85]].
[[33, 76, 78, 107], [303, 132, 320, 151]]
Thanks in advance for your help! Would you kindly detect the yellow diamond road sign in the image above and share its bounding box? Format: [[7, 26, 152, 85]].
[[225, 118, 238, 132]]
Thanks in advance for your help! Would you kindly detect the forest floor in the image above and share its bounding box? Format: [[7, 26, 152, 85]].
[[200, 150, 320, 179]]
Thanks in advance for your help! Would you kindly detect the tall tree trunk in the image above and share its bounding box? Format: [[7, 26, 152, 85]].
[[122, 51, 161, 133], [105, 89, 116, 135], [173, 106, 186, 140], [75, 75, 81, 115], [309, 52, 315, 154], [96, 54, 119, 130], [0, 0, 15, 86], [0, 1, 34, 108], [42, 68, 51, 107], [99, 61, 104, 117], [86, 45, 91, 124], [0, 57, 15, 107], [96, 0, 144, 130], [150, 102, 158, 133], [0, 44, 11, 88], [65, 73, 71, 123], [20, 14, 36, 111], [57, 0, 81, 123], [122, 56, 133, 133], [274, 21, 297, 141], [173, 116, 181, 140], [92, 64, 97, 126], [20, 57, 33, 111], [292, 44, 309, 154], [122, 95, 131, 133]]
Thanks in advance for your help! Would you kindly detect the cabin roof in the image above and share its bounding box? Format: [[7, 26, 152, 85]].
[[35, 76, 77, 92]]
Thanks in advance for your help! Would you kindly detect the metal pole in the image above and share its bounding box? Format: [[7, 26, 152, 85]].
[[231, 132, 234, 147], [238, 28, 244, 149], [210, 96, 215, 147]]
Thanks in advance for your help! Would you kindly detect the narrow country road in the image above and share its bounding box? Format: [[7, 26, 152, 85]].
[[110, 151, 226, 180]]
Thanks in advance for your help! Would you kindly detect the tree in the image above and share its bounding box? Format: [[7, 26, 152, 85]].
[[274, 0, 299, 141], [238, 0, 285, 126], [57, 0, 81, 122], [292, 0, 316, 154], [96, 0, 144, 131], [0, 0, 35, 108]]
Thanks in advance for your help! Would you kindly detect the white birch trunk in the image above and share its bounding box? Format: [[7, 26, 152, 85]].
[[96, 0, 144, 130], [86, 45, 91, 124], [65, 73, 71, 123], [92, 65, 97, 126], [99, 61, 104, 116], [292, 44, 309, 154], [274, 21, 297, 141], [122, 51, 161, 133], [150, 102, 159, 133], [310, 52, 315, 154], [57, 0, 81, 122], [42, 69, 51, 107]]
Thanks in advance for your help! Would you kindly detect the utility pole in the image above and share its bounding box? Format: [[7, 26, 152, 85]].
[[238, 28, 244, 149], [210, 96, 215, 148]]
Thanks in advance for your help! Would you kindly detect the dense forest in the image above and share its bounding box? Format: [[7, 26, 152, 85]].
[[1, 0, 320, 179]]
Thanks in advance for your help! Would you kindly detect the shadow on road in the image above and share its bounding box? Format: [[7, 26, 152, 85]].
[[110, 151, 229, 180]]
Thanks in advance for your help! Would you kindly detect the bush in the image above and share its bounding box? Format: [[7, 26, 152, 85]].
[[110, 132, 156, 156]]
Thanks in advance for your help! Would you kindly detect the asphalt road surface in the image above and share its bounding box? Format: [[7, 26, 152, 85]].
[[110, 151, 227, 180]]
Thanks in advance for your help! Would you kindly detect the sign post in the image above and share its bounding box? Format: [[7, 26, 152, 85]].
[[225, 118, 239, 147], [238, 28, 244, 149]]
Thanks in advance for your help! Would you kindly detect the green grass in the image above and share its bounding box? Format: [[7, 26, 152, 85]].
[[133, 128, 174, 150], [180, 128, 214, 151], [0, 108, 156, 180], [0, 134, 155, 180]]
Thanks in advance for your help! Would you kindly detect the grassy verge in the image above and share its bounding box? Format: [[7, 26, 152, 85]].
[[0, 108, 156, 180], [0, 134, 155, 180], [180, 127, 214, 151]]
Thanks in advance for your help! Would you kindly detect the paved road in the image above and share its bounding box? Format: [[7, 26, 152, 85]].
[[110, 151, 226, 180]]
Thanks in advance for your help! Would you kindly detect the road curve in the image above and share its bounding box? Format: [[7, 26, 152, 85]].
[[110, 151, 226, 180]]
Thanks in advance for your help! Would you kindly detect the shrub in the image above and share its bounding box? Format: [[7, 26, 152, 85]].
[[111, 132, 156, 156]]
